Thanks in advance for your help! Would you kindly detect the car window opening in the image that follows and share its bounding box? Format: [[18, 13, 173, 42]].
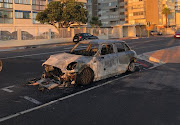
[[101, 44, 114, 55], [70, 43, 99, 56]]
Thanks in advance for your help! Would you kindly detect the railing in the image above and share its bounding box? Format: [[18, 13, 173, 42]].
[[0, 27, 113, 41]]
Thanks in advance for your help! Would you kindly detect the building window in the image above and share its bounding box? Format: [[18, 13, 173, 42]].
[[0, 10, 13, 24], [0, 0, 13, 8], [15, 0, 30, 4], [15, 10, 31, 19], [0, 3, 3, 7], [32, 11, 40, 24], [32, 0, 46, 11], [133, 11, 144, 16], [4, 3, 12, 8], [14, 0, 18, 3], [32, 0, 46, 5]]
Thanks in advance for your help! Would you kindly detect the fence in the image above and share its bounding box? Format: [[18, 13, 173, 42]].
[[0, 26, 177, 41], [0, 28, 17, 41], [0, 27, 114, 41]]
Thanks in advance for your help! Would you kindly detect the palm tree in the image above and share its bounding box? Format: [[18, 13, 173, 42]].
[[162, 7, 171, 28]]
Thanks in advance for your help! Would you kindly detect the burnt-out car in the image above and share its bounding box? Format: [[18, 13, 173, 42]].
[[31, 40, 137, 89]]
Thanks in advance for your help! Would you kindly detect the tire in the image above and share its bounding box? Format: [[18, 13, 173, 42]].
[[128, 62, 136, 72], [0, 60, 2, 72], [76, 67, 94, 85]]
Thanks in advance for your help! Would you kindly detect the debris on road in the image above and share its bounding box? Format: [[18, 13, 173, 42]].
[[0, 60, 2, 72]]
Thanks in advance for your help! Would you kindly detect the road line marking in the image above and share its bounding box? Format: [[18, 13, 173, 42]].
[[127, 39, 164, 45], [1, 86, 14, 93], [0, 50, 64, 60], [23, 96, 42, 105], [0, 46, 87, 60], [0, 48, 167, 122], [1, 88, 13, 93], [0, 74, 131, 123]]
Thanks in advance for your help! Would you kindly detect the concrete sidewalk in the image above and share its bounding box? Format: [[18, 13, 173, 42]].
[[0, 37, 137, 50], [0, 38, 73, 49], [0, 35, 172, 50]]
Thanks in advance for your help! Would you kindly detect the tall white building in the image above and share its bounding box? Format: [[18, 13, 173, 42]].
[[175, 0, 180, 27]]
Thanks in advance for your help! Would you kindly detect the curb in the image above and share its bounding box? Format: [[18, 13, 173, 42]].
[[0, 41, 74, 52], [0, 35, 173, 52]]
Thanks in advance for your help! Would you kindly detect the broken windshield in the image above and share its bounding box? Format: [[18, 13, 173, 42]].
[[70, 43, 99, 56]]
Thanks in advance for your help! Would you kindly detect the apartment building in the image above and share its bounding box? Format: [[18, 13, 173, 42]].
[[86, 0, 179, 27], [0, 0, 48, 26], [175, 0, 180, 27], [128, 0, 146, 25], [87, 0, 98, 19], [128, 0, 177, 27], [0, 0, 86, 30], [161, 0, 176, 26], [93, 0, 128, 27], [175, 0, 180, 11]]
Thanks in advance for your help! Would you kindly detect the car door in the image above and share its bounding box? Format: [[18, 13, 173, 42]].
[[86, 33, 92, 39], [114, 43, 131, 73], [96, 44, 118, 79]]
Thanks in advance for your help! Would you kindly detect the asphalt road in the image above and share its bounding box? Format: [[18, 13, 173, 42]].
[[0, 36, 180, 125]]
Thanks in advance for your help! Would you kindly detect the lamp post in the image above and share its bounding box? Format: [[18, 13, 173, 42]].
[[139, 23, 142, 38], [147, 21, 150, 38]]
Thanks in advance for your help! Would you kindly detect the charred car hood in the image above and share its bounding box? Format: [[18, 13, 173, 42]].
[[43, 53, 91, 71]]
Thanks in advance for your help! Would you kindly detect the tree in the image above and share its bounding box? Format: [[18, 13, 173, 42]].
[[89, 16, 102, 28], [162, 7, 171, 28], [36, 0, 88, 33], [62, 0, 88, 27]]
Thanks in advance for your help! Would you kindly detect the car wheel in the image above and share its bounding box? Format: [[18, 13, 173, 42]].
[[128, 62, 136, 72], [76, 67, 94, 85], [0, 60, 2, 72]]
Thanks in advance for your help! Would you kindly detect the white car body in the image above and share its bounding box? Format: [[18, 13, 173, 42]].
[[43, 40, 137, 85]]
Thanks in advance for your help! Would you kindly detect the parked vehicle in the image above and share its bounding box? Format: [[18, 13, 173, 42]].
[[29, 40, 137, 89], [73, 33, 98, 42], [174, 32, 180, 38], [0, 60, 2, 72], [150, 31, 162, 36]]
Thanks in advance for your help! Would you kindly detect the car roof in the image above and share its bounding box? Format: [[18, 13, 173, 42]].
[[79, 40, 125, 44]]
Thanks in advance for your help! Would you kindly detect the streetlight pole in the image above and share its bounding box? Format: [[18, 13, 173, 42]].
[[147, 21, 150, 38], [139, 23, 142, 38]]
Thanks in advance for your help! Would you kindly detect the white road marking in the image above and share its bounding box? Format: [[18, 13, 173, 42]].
[[127, 39, 163, 45], [23, 96, 42, 105], [0, 50, 64, 60], [1, 86, 14, 93], [0, 38, 169, 60], [40, 59, 46, 62], [0, 47, 167, 122], [0, 46, 88, 60], [0, 74, 131, 123]]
